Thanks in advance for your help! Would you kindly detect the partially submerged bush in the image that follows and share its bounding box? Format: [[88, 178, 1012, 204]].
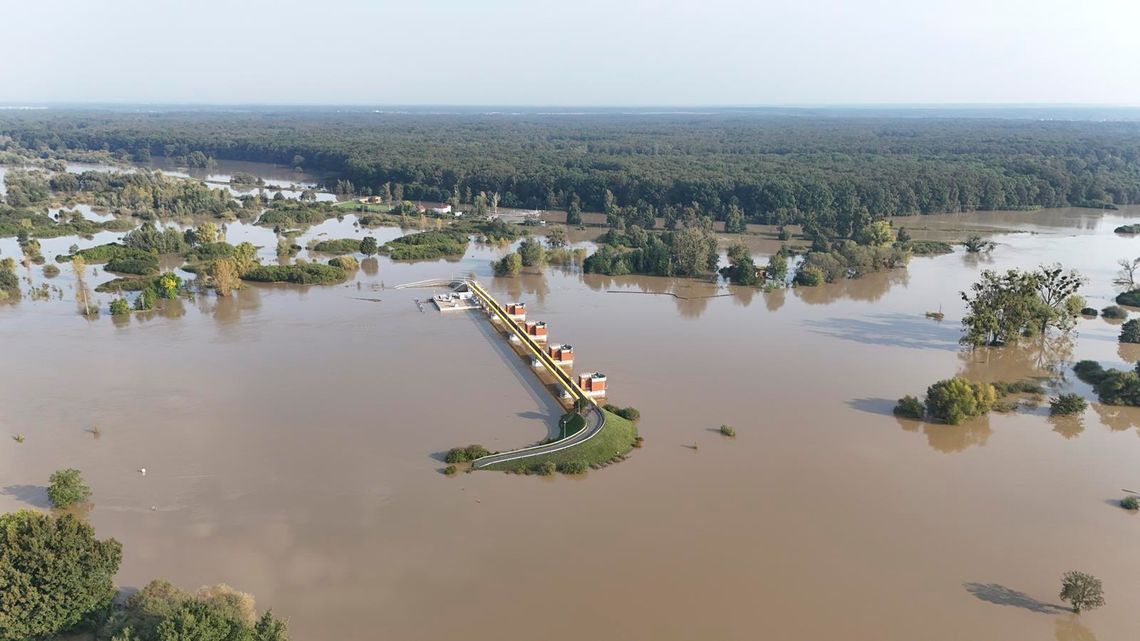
[[1080, 307, 1097, 317], [47, 468, 91, 508], [893, 395, 925, 420], [556, 460, 588, 475], [328, 255, 358, 270], [718, 424, 737, 437], [444, 444, 490, 464], [533, 461, 557, 476], [1120, 319, 1140, 343], [42, 263, 60, 278], [443, 465, 458, 476], [993, 380, 1045, 396], [1116, 289, 1140, 307], [1121, 495, 1139, 510], [1049, 393, 1088, 416], [924, 377, 996, 424], [1073, 360, 1108, 384], [1102, 305, 1128, 319], [241, 263, 347, 285], [109, 298, 130, 316]]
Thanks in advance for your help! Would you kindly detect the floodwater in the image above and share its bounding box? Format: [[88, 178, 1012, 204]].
[[3, 206, 1140, 641]]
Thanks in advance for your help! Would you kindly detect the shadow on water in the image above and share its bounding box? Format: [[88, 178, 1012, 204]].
[[847, 397, 898, 417], [804, 313, 961, 351], [2, 484, 51, 508], [962, 582, 1069, 614]]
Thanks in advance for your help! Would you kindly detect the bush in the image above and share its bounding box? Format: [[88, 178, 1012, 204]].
[[312, 238, 361, 254], [106, 254, 160, 275], [1073, 360, 1108, 384], [43, 263, 60, 278], [793, 265, 824, 286], [1049, 393, 1088, 416], [602, 405, 641, 422], [1118, 289, 1140, 307], [1120, 495, 1139, 510], [493, 251, 523, 276], [328, 255, 358, 270], [719, 424, 737, 437], [241, 263, 347, 285], [109, 298, 130, 316], [893, 395, 925, 419], [1115, 224, 1140, 234], [1103, 305, 1128, 321], [556, 460, 588, 474], [47, 468, 91, 508], [924, 377, 996, 424], [518, 237, 545, 266], [443, 465, 458, 476], [382, 230, 468, 260], [444, 444, 490, 464], [533, 461, 557, 476], [1080, 307, 1098, 316], [1120, 319, 1140, 343], [135, 286, 157, 311], [993, 380, 1045, 396]]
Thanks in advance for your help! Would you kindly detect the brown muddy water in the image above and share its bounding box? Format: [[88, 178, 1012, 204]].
[[3, 207, 1140, 641]]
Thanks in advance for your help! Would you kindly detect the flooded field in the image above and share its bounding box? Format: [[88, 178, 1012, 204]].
[[3, 205, 1140, 640]]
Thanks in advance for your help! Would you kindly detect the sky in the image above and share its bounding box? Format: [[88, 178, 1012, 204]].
[[3, 0, 1139, 106]]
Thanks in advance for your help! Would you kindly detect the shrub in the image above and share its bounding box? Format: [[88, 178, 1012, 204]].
[[1116, 290, 1140, 307], [1115, 224, 1140, 234], [328, 255, 358, 270], [360, 236, 378, 256], [893, 395, 925, 419], [533, 461, 557, 476], [382, 230, 468, 260], [241, 263, 347, 284], [1102, 305, 1128, 319], [1120, 495, 1139, 510], [106, 255, 160, 275], [1073, 360, 1108, 384], [1080, 307, 1097, 316], [109, 298, 131, 316], [43, 264, 60, 278], [602, 405, 641, 422], [464, 444, 490, 460], [445, 444, 489, 464], [992, 380, 1045, 396], [1120, 319, 1140, 343], [556, 460, 588, 475], [924, 377, 996, 424], [518, 237, 545, 266], [443, 465, 458, 476], [1049, 393, 1087, 416], [719, 424, 737, 437], [312, 238, 361, 254], [493, 251, 523, 276], [793, 265, 824, 286], [47, 468, 91, 508]]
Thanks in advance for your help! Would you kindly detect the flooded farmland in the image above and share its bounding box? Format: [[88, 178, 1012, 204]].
[[3, 205, 1140, 641]]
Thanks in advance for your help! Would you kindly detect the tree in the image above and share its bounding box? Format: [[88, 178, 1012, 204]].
[[963, 235, 994, 253], [110, 298, 130, 316], [359, 236, 378, 257], [517, 237, 545, 266], [155, 600, 246, 641], [924, 377, 996, 424], [1120, 319, 1140, 343], [157, 272, 182, 299], [960, 267, 1084, 347], [856, 219, 894, 246], [0, 511, 122, 641], [47, 468, 91, 508], [212, 256, 242, 294], [721, 242, 759, 286], [493, 252, 522, 276], [1059, 571, 1105, 613], [765, 249, 788, 284], [195, 222, 219, 245], [565, 197, 582, 226], [1115, 257, 1139, 286], [545, 226, 568, 249], [724, 204, 746, 233]]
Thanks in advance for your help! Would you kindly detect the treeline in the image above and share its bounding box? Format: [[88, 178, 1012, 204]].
[[3, 111, 1140, 235]]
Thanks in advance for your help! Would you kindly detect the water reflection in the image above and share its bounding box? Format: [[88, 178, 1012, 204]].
[[1049, 414, 1085, 440], [1054, 615, 1098, 641], [957, 337, 1074, 382], [807, 313, 961, 351], [792, 268, 909, 305], [1091, 403, 1140, 434]]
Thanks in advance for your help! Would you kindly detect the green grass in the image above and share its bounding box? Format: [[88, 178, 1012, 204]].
[[241, 263, 347, 285], [381, 230, 468, 260], [335, 201, 390, 212], [483, 410, 638, 472]]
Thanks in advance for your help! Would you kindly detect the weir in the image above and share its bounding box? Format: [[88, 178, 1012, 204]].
[[401, 277, 608, 468]]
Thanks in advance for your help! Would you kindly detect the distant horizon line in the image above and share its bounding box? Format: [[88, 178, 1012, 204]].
[[3, 101, 1140, 110]]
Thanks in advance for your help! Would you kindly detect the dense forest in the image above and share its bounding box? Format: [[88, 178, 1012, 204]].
[[3, 110, 1140, 236]]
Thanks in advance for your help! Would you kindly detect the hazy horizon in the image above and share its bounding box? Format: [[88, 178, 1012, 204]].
[[3, 0, 1140, 106]]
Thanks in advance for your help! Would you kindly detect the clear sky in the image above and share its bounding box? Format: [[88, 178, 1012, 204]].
[[3, 0, 1139, 106]]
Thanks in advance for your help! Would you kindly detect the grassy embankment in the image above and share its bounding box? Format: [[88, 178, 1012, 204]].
[[482, 409, 638, 473]]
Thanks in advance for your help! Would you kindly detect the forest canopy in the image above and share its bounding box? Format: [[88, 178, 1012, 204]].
[[3, 110, 1140, 238]]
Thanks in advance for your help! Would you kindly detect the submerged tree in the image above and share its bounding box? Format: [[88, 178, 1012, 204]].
[[1059, 571, 1105, 613], [960, 266, 1084, 347]]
